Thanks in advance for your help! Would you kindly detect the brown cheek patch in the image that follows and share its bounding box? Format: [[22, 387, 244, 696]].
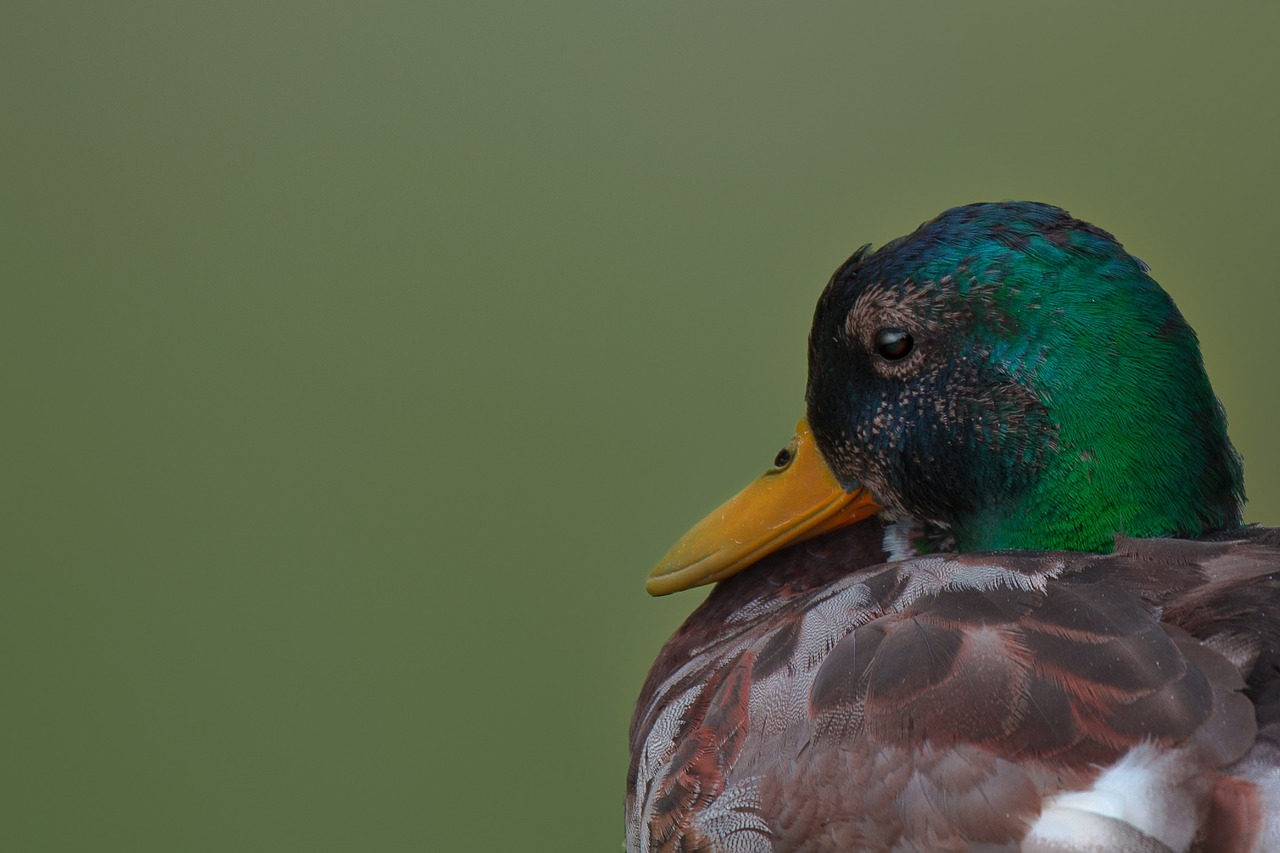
[[844, 279, 941, 377], [843, 271, 1000, 361]]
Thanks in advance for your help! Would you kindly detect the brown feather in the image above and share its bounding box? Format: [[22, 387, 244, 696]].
[[627, 522, 1280, 852]]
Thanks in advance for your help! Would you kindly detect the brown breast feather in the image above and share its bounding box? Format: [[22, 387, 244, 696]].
[[627, 524, 1280, 852]]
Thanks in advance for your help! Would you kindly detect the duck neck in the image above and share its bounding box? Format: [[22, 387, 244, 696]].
[[947, 397, 1244, 554]]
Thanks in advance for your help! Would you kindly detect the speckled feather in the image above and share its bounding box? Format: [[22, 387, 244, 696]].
[[628, 521, 1280, 852]]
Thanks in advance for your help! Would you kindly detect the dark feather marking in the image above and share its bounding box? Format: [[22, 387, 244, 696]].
[[630, 523, 1280, 851]]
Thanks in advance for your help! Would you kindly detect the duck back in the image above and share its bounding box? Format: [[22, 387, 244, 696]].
[[627, 524, 1280, 852]]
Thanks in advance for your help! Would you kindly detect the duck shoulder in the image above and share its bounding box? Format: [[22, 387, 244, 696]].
[[626, 524, 1280, 852]]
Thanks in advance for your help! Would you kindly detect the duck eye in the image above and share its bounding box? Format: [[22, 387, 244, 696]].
[[773, 447, 793, 468], [875, 328, 914, 360]]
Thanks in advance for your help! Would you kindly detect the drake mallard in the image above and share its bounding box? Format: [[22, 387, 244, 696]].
[[627, 202, 1280, 852]]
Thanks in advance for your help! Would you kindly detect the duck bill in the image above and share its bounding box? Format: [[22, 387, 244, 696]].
[[646, 418, 883, 596]]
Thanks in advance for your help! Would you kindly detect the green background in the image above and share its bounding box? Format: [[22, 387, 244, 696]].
[[5, 3, 1278, 850]]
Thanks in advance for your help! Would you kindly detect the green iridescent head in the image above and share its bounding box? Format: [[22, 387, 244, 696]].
[[806, 202, 1244, 553]]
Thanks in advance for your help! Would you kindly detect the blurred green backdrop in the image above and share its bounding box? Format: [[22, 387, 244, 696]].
[[5, 3, 1279, 850]]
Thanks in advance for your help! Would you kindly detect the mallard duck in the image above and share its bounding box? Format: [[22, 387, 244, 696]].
[[627, 203, 1280, 852]]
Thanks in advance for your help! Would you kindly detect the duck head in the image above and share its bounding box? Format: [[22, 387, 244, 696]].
[[648, 201, 1244, 595]]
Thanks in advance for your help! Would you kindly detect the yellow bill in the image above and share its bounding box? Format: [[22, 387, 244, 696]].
[[646, 417, 883, 596]]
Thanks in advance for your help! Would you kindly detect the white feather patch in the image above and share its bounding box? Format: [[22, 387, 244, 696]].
[[1025, 743, 1201, 852], [892, 554, 1063, 611], [881, 519, 921, 562]]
